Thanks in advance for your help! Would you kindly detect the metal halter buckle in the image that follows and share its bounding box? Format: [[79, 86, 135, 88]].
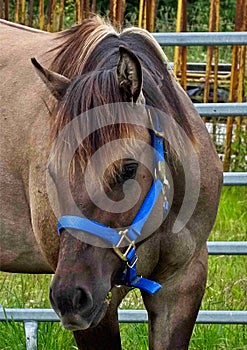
[[155, 161, 170, 216], [113, 229, 136, 262], [148, 110, 165, 138], [155, 161, 169, 191]]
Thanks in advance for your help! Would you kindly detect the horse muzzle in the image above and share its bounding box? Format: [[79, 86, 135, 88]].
[[60, 302, 109, 331], [49, 278, 110, 330]]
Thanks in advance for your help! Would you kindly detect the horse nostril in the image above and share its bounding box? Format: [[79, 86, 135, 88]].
[[50, 281, 94, 316], [72, 287, 93, 313]]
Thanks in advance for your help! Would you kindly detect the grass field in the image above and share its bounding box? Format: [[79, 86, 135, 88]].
[[0, 186, 246, 350]]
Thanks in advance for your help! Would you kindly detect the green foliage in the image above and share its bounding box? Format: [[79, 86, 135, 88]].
[[211, 186, 247, 242], [230, 125, 247, 172], [63, 0, 76, 28], [7, 0, 237, 33], [219, 0, 237, 31]]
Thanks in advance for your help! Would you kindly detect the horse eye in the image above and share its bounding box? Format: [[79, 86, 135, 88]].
[[116, 163, 139, 184]]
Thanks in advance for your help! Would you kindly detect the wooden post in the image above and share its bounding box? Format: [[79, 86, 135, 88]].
[[117, 0, 126, 30], [143, 0, 147, 29], [110, 0, 117, 26], [85, 0, 90, 19], [47, 0, 52, 32], [14, 0, 20, 23], [21, 0, 25, 24], [110, 0, 125, 30], [52, 0, 57, 32], [91, 0, 96, 14], [4, 0, 9, 20], [138, 0, 157, 32], [173, 0, 187, 91], [58, 0, 64, 31], [203, 0, 220, 137], [234, 0, 247, 158], [28, 0, 34, 27], [204, 0, 220, 103], [223, 0, 246, 171], [76, 0, 81, 23], [138, 0, 144, 28], [146, 0, 157, 32], [39, 0, 44, 30]]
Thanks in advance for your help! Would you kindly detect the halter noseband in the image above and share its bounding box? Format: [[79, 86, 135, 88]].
[[57, 112, 169, 295]]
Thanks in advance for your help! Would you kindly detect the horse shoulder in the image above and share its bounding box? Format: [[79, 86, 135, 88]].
[[0, 23, 57, 272]]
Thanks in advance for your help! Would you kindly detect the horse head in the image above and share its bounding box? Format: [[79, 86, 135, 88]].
[[32, 38, 167, 330]]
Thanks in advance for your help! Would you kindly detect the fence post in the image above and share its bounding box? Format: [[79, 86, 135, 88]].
[[24, 321, 38, 350]]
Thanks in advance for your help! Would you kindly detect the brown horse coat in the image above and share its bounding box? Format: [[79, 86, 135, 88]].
[[0, 18, 222, 349]]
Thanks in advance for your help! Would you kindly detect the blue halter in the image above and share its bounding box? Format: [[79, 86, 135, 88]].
[[57, 112, 169, 295]]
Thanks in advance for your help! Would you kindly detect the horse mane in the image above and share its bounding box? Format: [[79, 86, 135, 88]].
[[50, 16, 118, 78], [49, 15, 196, 185]]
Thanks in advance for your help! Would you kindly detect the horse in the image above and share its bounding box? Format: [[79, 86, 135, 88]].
[[0, 16, 222, 349]]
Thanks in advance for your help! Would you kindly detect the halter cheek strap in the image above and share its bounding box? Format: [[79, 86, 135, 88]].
[[57, 113, 169, 295]]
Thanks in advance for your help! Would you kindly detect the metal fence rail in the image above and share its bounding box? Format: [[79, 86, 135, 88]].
[[153, 31, 247, 46], [195, 103, 247, 117], [1, 307, 247, 325], [207, 241, 247, 255], [223, 172, 247, 186], [1, 307, 246, 350]]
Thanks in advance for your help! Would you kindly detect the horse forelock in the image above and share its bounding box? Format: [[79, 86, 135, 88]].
[[49, 15, 197, 186], [50, 68, 148, 187]]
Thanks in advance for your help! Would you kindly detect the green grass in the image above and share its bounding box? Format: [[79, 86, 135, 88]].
[[0, 186, 246, 349]]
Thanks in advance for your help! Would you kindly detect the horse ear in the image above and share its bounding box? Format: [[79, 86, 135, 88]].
[[117, 46, 144, 103], [31, 58, 71, 100]]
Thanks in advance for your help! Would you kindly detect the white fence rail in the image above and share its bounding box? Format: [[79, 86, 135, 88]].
[[195, 103, 247, 117], [0, 308, 247, 350], [1, 307, 247, 324], [153, 31, 247, 46]]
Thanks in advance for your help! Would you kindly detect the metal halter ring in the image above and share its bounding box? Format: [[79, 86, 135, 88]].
[[113, 229, 136, 262]]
